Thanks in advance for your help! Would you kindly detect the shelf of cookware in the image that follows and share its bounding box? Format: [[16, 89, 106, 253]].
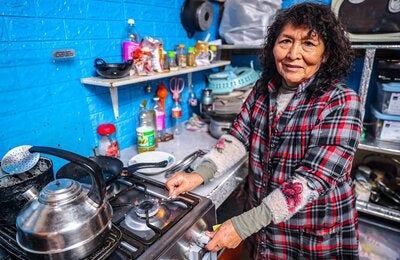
[[80, 60, 231, 119]]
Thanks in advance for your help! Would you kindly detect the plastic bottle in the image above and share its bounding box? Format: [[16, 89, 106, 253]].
[[187, 46, 196, 67], [171, 100, 183, 135], [153, 96, 166, 141], [176, 44, 187, 68], [168, 51, 178, 71], [122, 18, 140, 61], [137, 100, 156, 153]]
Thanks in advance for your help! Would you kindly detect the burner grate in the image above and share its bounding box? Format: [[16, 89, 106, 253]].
[[0, 224, 122, 260]]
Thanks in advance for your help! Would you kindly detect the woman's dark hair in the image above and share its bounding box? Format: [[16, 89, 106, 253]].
[[260, 2, 354, 96]]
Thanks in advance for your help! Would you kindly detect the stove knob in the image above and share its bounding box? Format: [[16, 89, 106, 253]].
[[193, 231, 210, 247]]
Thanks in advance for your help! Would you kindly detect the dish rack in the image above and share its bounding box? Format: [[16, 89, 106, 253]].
[[207, 61, 260, 94]]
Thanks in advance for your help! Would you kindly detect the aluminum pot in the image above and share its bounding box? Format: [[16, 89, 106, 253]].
[[16, 146, 112, 259], [0, 157, 54, 226], [207, 111, 236, 139]]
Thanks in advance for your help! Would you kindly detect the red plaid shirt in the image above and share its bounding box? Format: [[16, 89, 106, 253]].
[[229, 78, 362, 259]]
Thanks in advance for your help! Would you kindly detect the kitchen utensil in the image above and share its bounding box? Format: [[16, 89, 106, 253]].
[[377, 179, 400, 205], [16, 146, 112, 259], [181, 0, 214, 38], [170, 77, 185, 101], [207, 111, 236, 138], [1, 145, 40, 174], [188, 73, 198, 107], [0, 157, 54, 226], [94, 58, 133, 79], [164, 150, 204, 178], [56, 156, 169, 185], [128, 151, 175, 175], [207, 64, 260, 94]]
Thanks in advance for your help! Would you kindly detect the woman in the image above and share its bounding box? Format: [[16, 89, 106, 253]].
[[166, 3, 362, 259]]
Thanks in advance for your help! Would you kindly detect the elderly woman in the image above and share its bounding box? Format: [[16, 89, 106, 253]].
[[166, 2, 362, 259]]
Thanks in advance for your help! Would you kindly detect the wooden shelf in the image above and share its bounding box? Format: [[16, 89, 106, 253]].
[[80, 61, 231, 119]]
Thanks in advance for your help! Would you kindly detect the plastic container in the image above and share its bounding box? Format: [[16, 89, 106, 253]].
[[122, 19, 140, 61], [171, 100, 183, 135], [371, 106, 400, 143], [137, 101, 156, 153], [153, 96, 166, 141], [168, 51, 178, 71], [187, 47, 196, 67], [176, 44, 187, 68], [97, 123, 120, 158], [209, 45, 220, 63], [377, 82, 400, 115]]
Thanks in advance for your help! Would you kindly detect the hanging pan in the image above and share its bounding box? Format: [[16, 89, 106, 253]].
[[181, 0, 214, 38]]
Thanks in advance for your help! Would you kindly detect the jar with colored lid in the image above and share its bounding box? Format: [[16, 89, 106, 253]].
[[97, 123, 120, 158]]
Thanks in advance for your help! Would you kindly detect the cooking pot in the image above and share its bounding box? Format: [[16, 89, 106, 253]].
[[56, 155, 168, 185], [0, 157, 53, 226], [16, 146, 112, 259], [181, 0, 214, 38], [94, 58, 133, 79], [207, 111, 237, 139]]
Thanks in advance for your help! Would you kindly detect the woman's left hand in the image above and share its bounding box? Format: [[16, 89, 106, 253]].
[[205, 219, 242, 252]]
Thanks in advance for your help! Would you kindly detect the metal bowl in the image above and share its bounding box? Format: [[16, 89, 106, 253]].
[[94, 58, 133, 79]]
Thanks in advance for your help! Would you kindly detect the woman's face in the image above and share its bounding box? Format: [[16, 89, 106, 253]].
[[273, 23, 327, 87]]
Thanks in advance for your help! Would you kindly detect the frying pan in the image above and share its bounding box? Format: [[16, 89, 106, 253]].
[[56, 156, 168, 185]]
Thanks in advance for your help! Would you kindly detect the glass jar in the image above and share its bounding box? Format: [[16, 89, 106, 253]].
[[97, 123, 120, 158]]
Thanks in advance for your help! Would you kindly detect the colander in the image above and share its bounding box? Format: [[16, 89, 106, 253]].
[[207, 62, 260, 95], [1, 145, 40, 174]]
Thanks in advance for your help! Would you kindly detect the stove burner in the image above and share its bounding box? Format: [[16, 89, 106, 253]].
[[123, 202, 171, 233], [135, 198, 159, 218]]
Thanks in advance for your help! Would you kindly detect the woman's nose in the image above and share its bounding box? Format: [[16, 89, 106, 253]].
[[287, 43, 300, 60]]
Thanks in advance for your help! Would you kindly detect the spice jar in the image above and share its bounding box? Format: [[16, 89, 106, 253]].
[[97, 123, 120, 158]]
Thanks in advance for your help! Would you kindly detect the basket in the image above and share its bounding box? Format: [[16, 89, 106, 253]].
[[207, 63, 260, 95]]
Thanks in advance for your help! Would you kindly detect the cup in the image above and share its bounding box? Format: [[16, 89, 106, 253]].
[[209, 45, 221, 63]]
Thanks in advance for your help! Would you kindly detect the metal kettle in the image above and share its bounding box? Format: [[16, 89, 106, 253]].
[[15, 146, 113, 259]]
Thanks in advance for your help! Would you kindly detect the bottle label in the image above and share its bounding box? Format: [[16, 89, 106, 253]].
[[106, 141, 120, 158], [172, 107, 182, 118], [137, 127, 155, 150], [155, 112, 166, 131], [122, 41, 140, 61]]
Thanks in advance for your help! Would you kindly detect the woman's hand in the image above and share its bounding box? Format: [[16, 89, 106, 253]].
[[205, 219, 242, 252], [165, 172, 204, 198]]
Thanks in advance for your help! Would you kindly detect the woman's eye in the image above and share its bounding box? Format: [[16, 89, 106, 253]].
[[279, 39, 291, 44], [303, 41, 316, 47]]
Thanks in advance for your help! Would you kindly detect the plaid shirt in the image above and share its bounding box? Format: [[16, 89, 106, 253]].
[[229, 78, 362, 259]]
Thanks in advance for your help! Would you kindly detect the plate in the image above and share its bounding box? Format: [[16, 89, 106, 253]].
[[128, 151, 175, 175]]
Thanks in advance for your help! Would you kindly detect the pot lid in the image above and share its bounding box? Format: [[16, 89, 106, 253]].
[[39, 178, 82, 204]]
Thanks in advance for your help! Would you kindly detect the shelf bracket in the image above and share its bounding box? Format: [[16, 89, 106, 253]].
[[109, 87, 119, 119]]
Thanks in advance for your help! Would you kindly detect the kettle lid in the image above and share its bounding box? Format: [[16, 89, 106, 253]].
[[39, 178, 82, 204]]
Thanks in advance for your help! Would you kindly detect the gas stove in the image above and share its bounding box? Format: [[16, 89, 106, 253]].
[[0, 175, 217, 260]]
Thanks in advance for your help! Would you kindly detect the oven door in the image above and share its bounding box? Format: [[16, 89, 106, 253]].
[[358, 212, 400, 259]]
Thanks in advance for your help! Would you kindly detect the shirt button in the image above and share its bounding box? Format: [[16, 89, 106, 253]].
[[262, 183, 266, 187], [273, 129, 278, 134]]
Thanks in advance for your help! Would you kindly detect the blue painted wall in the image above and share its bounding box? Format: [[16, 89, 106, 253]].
[[0, 0, 222, 169]]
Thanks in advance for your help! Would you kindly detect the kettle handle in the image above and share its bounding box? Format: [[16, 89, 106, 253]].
[[29, 146, 105, 206]]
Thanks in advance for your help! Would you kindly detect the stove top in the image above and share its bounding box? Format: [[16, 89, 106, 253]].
[[0, 175, 216, 260]]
